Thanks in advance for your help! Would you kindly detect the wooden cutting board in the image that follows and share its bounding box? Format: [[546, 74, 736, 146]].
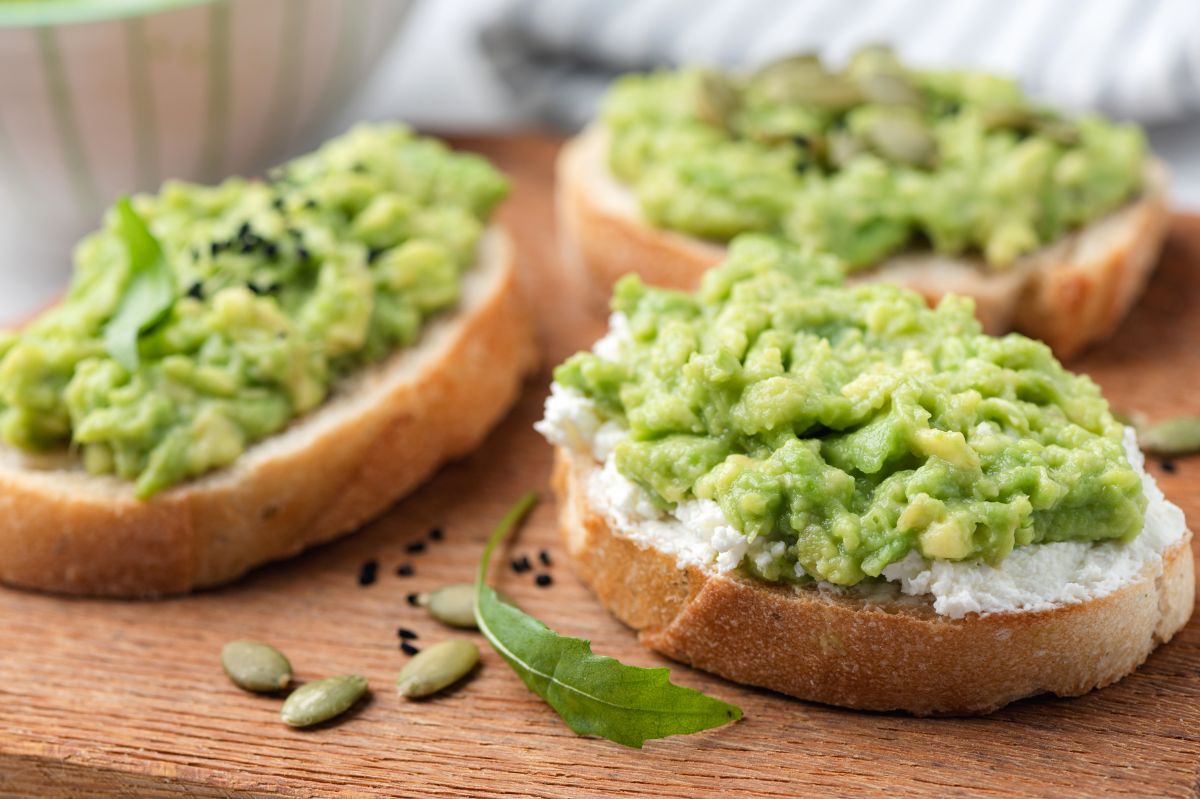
[[1, 134, 1198, 799]]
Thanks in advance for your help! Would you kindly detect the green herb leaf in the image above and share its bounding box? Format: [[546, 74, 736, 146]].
[[474, 492, 743, 748], [103, 197, 176, 372]]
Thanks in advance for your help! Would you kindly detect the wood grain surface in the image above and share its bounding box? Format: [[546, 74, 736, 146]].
[[1, 134, 1198, 799]]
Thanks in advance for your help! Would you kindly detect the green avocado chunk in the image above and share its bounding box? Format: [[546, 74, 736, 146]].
[[0, 124, 507, 497], [554, 236, 1146, 586], [602, 47, 1146, 270]]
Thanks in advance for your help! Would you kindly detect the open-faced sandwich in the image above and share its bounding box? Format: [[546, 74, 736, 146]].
[[0, 124, 536, 597], [537, 235, 1192, 715], [559, 47, 1168, 358]]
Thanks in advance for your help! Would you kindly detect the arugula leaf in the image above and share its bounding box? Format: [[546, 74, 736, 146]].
[[474, 492, 743, 748], [103, 197, 176, 372]]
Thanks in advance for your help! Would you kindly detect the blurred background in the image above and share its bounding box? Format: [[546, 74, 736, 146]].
[[1, 0, 1198, 321]]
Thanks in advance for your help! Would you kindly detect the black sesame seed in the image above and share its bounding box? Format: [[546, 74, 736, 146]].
[[535, 574, 553, 588], [247, 282, 266, 295], [239, 240, 256, 254], [264, 243, 279, 259], [297, 247, 311, 261], [272, 197, 284, 211], [367, 247, 384, 263], [510, 555, 532, 574], [1161, 457, 1178, 474], [396, 563, 414, 577], [429, 527, 444, 541], [357, 559, 378, 587], [210, 241, 223, 257], [538, 549, 552, 567], [406, 592, 421, 607], [406, 541, 427, 555], [237, 221, 251, 239], [185, 281, 205, 301], [792, 135, 810, 150], [400, 641, 420, 656], [397, 627, 417, 640]]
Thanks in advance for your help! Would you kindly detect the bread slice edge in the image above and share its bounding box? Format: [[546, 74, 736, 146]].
[[552, 447, 1195, 715], [557, 124, 1170, 358], [0, 226, 537, 597]]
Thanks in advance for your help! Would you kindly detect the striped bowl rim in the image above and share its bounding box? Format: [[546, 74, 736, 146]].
[[0, 0, 217, 28]]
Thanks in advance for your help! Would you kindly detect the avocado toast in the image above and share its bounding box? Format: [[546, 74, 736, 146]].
[[558, 47, 1168, 358], [537, 235, 1192, 715], [0, 125, 536, 596]]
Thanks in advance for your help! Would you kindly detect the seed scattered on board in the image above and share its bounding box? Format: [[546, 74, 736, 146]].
[[357, 560, 378, 587], [280, 675, 369, 728], [397, 639, 479, 699], [221, 641, 293, 693], [424, 583, 478, 629]]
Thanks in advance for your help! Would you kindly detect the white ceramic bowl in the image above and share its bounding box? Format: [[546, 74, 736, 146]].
[[0, 0, 413, 320]]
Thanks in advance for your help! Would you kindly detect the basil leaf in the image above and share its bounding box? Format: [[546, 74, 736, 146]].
[[474, 492, 743, 748], [103, 197, 176, 372]]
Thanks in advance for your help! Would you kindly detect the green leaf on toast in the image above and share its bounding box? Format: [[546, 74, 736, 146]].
[[103, 197, 176, 372], [474, 492, 743, 748]]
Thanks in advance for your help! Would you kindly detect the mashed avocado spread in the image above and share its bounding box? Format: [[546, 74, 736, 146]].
[[603, 47, 1146, 269], [554, 236, 1146, 586], [0, 124, 507, 497]]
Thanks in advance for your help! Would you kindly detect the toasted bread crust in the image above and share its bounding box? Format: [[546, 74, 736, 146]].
[[558, 126, 1170, 358], [0, 228, 536, 597], [553, 449, 1195, 715]]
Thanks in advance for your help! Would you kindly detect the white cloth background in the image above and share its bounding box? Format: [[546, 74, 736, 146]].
[[5, 0, 1200, 321]]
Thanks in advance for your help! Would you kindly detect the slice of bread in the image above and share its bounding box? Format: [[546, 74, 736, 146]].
[[0, 227, 537, 597], [552, 448, 1194, 716], [558, 125, 1170, 359]]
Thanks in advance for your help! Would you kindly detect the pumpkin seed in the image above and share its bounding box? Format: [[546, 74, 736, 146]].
[[397, 639, 480, 698], [423, 582, 480, 629], [846, 44, 903, 75], [1035, 117, 1081, 146], [753, 56, 862, 111], [1138, 416, 1200, 456], [856, 71, 923, 108], [864, 111, 937, 168], [280, 675, 368, 728], [694, 70, 741, 130], [845, 45, 921, 108], [979, 102, 1037, 132], [220, 640, 292, 693], [754, 52, 822, 80]]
